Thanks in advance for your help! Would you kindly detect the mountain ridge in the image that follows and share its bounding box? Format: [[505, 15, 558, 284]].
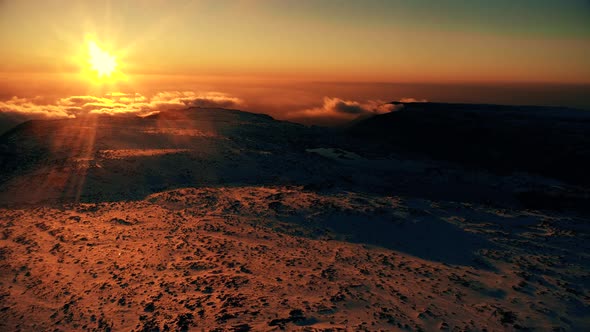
[[345, 101, 590, 186]]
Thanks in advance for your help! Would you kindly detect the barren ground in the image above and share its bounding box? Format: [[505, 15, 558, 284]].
[[1, 186, 588, 331]]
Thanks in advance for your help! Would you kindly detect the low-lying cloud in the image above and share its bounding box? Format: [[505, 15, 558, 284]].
[[0, 96, 74, 121], [0, 92, 426, 129], [287, 97, 404, 125], [0, 91, 243, 122], [399, 97, 428, 103]]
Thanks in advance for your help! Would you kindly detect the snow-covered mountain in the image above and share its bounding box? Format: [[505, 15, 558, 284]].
[[0, 104, 588, 330]]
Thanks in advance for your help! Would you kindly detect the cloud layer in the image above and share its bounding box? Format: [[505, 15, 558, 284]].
[[288, 97, 403, 124], [0, 92, 426, 129], [399, 97, 428, 103], [0, 91, 243, 122]]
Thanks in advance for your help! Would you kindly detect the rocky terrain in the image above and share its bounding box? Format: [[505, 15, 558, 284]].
[[1, 104, 589, 331], [1, 186, 588, 331]]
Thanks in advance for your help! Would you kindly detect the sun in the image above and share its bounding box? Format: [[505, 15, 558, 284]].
[[87, 40, 117, 78]]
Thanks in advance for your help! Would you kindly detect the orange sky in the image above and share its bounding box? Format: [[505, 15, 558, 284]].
[[1, 0, 589, 84], [0, 1, 589, 127]]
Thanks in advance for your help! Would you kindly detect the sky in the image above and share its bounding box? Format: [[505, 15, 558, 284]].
[[0, 0, 589, 126]]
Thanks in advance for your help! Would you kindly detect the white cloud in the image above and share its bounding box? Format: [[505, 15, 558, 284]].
[[399, 97, 428, 103], [0, 96, 74, 121], [289, 96, 403, 121], [0, 91, 244, 121]]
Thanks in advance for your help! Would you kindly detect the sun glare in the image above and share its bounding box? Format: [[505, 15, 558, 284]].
[[87, 40, 117, 78]]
